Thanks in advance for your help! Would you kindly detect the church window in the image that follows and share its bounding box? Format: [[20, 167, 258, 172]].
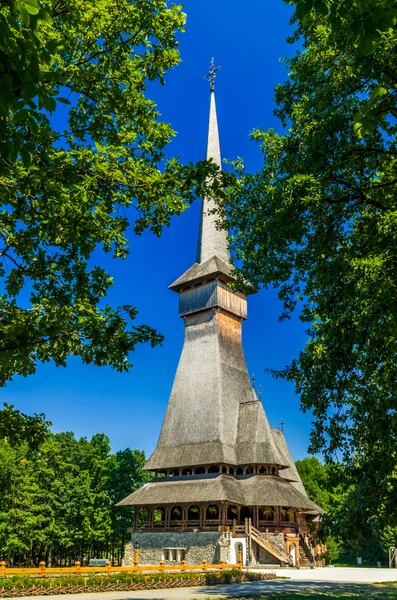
[[137, 508, 148, 523], [195, 466, 205, 474], [171, 469, 180, 477], [187, 505, 200, 520], [259, 506, 275, 521], [271, 467, 277, 475], [170, 506, 182, 521], [245, 466, 253, 474], [181, 468, 192, 475], [236, 467, 244, 475], [221, 465, 227, 474], [206, 504, 219, 520], [281, 507, 290, 522], [153, 507, 165, 525], [259, 466, 267, 474], [208, 465, 219, 474], [229, 467, 235, 475], [227, 505, 238, 520], [240, 506, 252, 521]]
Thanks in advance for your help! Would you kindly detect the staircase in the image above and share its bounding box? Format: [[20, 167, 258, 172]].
[[299, 543, 312, 567], [246, 521, 290, 564], [299, 535, 315, 568]]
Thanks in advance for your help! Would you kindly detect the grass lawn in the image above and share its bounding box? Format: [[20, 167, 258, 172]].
[[203, 583, 397, 599]]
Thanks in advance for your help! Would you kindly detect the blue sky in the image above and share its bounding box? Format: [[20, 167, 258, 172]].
[[2, 0, 316, 461]]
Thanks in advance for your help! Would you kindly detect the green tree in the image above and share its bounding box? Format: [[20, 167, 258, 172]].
[[221, 0, 397, 532], [108, 448, 150, 562], [0, 0, 224, 386], [296, 457, 332, 512], [0, 403, 50, 449], [0, 425, 150, 566]]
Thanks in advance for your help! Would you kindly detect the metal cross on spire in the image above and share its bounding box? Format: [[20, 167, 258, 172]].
[[280, 419, 285, 433], [204, 57, 221, 92]]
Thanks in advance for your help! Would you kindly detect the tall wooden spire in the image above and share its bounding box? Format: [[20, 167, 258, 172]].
[[196, 75, 229, 264]]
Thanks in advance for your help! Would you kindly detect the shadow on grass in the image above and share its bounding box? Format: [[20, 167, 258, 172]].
[[191, 580, 397, 599]]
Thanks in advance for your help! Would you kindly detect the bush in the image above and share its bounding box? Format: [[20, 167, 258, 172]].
[[0, 569, 275, 591]]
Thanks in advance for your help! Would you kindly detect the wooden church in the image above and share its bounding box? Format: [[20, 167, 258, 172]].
[[117, 61, 323, 568]]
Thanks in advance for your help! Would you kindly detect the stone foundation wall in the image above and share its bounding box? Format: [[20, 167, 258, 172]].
[[124, 532, 227, 566], [256, 546, 280, 565]]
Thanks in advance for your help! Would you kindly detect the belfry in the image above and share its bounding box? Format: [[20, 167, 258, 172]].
[[117, 61, 322, 567]]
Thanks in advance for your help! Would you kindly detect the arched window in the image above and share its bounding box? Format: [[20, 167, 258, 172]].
[[227, 505, 238, 520], [245, 466, 253, 474], [259, 506, 275, 521], [170, 506, 182, 521], [240, 506, 252, 521], [259, 466, 267, 474], [229, 467, 235, 475], [206, 504, 219, 520], [208, 465, 220, 474], [170, 469, 180, 477], [153, 507, 165, 525], [137, 507, 148, 523], [236, 467, 244, 475], [195, 466, 205, 474], [271, 467, 277, 475], [181, 468, 192, 475], [187, 505, 200, 520], [221, 465, 227, 474]]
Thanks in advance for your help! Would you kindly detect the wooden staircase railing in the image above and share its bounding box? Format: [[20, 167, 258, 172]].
[[245, 519, 289, 564]]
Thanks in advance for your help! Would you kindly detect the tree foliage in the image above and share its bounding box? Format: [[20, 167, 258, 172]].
[[221, 0, 397, 531], [296, 457, 396, 565], [0, 0, 223, 386], [0, 417, 149, 566], [0, 403, 50, 449]]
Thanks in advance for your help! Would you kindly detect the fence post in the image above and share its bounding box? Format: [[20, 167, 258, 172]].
[[159, 560, 165, 573], [202, 560, 207, 571], [0, 562, 6, 576], [237, 549, 243, 572], [133, 548, 139, 566], [105, 560, 111, 575], [74, 561, 81, 575], [181, 560, 186, 572], [39, 561, 46, 576]]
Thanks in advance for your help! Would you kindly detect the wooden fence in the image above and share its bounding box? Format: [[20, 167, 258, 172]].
[[0, 550, 243, 577]]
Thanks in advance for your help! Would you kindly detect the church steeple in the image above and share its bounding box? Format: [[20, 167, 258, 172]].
[[169, 60, 233, 294], [196, 68, 229, 265]]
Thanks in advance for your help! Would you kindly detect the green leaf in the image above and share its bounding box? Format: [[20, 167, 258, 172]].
[[57, 97, 71, 105], [13, 108, 29, 124], [21, 0, 40, 16], [27, 114, 39, 135], [369, 86, 388, 102], [314, 1, 328, 16], [22, 81, 37, 101], [357, 35, 374, 55], [20, 148, 32, 168], [37, 8, 53, 24], [330, 17, 342, 33], [296, 0, 314, 19]]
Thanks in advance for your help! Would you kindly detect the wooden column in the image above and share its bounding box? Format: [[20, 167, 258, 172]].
[[254, 506, 259, 528], [165, 506, 170, 529]]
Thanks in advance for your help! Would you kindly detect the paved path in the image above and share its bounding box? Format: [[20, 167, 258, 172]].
[[15, 569, 397, 600], [270, 566, 397, 583]]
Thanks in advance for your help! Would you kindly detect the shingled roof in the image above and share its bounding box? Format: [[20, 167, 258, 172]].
[[116, 474, 322, 513]]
